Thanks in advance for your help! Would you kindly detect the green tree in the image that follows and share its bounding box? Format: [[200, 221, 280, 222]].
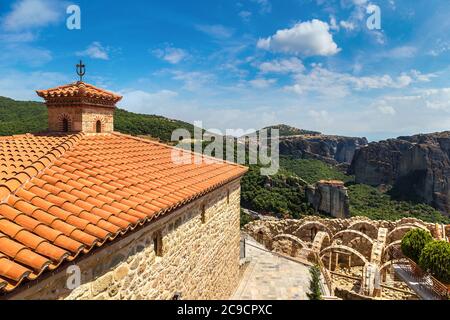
[[401, 229, 433, 263], [307, 265, 323, 300], [419, 241, 450, 284]]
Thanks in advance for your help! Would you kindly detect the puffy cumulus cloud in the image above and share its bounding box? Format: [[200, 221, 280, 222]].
[[285, 65, 434, 98], [258, 57, 305, 74], [1, 0, 64, 32], [76, 42, 110, 60], [257, 20, 341, 57], [153, 46, 188, 64]]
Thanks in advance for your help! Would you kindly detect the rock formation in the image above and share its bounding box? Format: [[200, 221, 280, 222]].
[[306, 180, 350, 218], [279, 135, 368, 165], [350, 131, 450, 215]]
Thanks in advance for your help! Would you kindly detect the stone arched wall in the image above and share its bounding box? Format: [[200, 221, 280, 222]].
[[349, 221, 379, 239], [320, 245, 369, 268], [271, 234, 307, 258], [386, 225, 429, 244], [294, 221, 332, 242]]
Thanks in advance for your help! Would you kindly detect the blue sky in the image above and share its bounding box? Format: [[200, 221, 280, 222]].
[[0, 0, 449, 141]]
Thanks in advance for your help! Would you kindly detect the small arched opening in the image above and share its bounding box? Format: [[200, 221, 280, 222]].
[[62, 118, 69, 132], [96, 120, 102, 133]]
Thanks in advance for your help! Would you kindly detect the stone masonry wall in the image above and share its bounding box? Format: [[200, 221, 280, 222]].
[[47, 106, 82, 132], [8, 180, 242, 300], [47, 105, 114, 133], [81, 107, 114, 133]]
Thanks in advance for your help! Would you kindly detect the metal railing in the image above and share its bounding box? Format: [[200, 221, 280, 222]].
[[392, 248, 449, 300]]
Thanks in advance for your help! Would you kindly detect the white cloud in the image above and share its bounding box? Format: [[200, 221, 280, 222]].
[[0, 70, 69, 100], [248, 77, 277, 89], [119, 89, 179, 114], [76, 42, 110, 60], [377, 104, 397, 116], [170, 70, 216, 91], [257, 19, 341, 57], [251, 0, 272, 14], [428, 39, 450, 57], [153, 46, 188, 64], [308, 110, 332, 124], [285, 65, 434, 98], [239, 10, 252, 22], [258, 57, 305, 74], [386, 46, 417, 58], [195, 24, 234, 39], [2, 0, 63, 31], [0, 43, 52, 67]]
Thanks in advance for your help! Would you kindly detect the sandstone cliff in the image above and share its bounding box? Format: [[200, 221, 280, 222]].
[[306, 180, 350, 218], [279, 135, 368, 165], [349, 131, 450, 215]]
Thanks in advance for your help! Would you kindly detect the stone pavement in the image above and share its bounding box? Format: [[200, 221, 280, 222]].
[[232, 237, 311, 300]]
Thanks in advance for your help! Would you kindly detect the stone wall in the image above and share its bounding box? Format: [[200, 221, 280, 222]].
[[7, 180, 242, 300], [81, 106, 114, 133], [47, 106, 82, 132], [47, 105, 114, 133]]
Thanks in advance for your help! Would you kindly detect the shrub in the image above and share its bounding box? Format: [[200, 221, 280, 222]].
[[419, 241, 450, 284], [307, 265, 323, 300], [401, 229, 433, 263]]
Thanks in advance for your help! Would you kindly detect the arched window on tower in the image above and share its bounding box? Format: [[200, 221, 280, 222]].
[[96, 120, 102, 133], [62, 118, 69, 132]]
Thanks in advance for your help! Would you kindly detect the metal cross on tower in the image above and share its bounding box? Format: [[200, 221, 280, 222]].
[[76, 60, 86, 82]]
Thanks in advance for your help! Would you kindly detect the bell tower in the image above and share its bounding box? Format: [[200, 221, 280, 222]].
[[36, 61, 122, 133]]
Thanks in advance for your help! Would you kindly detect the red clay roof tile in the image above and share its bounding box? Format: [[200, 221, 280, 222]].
[[0, 131, 247, 293]]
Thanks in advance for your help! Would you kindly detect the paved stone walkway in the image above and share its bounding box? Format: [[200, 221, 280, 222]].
[[232, 238, 311, 300]]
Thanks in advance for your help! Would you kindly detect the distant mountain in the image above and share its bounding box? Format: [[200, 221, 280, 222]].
[[263, 124, 321, 137], [0, 96, 195, 142]]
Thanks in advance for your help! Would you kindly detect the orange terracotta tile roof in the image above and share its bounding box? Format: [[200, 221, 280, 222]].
[[0, 132, 247, 293], [36, 82, 122, 104]]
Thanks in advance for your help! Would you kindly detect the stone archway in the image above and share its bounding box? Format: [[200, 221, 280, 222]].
[[320, 244, 369, 271], [272, 234, 307, 258], [382, 240, 402, 262], [311, 231, 330, 254], [349, 221, 379, 239], [386, 225, 429, 244], [294, 221, 332, 242]]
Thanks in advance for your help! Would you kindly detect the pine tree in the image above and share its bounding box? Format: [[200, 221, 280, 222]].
[[307, 265, 323, 300]]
